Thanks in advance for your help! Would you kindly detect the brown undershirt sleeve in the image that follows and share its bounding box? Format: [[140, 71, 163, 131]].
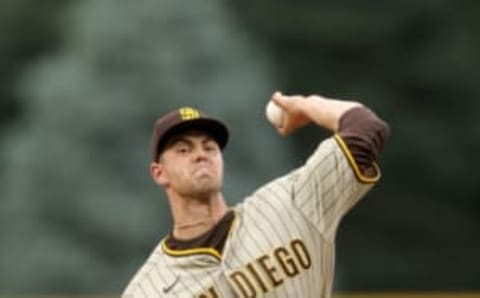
[[337, 106, 390, 175]]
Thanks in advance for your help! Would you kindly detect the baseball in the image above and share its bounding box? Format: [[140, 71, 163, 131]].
[[265, 100, 285, 127]]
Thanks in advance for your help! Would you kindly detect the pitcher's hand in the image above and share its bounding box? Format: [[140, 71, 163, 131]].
[[271, 91, 311, 135]]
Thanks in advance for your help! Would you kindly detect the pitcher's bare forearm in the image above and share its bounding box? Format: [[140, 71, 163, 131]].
[[271, 92, 362, 134]]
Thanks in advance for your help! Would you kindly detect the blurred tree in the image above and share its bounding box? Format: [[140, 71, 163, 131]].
[[0, 0, 70, 128], [0, 0, 71, 209], [0, 0, 293, 294], [228, 0, 480, 291]]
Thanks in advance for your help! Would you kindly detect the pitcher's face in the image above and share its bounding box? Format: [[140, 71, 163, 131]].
[[151, 131, 224, 199]]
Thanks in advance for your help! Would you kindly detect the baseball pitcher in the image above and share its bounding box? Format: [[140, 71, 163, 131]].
[[122, 92, 390, 297]]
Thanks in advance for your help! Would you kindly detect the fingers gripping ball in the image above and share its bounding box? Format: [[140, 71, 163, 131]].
[[265, 100, 285, 128]]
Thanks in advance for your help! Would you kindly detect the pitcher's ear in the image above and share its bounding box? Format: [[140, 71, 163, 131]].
[[150, 162, 168, 187]]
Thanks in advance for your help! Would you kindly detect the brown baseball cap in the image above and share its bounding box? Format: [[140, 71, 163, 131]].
[[151, 107, 229, 161]]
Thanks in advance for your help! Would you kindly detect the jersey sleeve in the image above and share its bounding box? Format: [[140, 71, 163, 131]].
[[289, 106, 389, 241], [289, 135, 378, 241]]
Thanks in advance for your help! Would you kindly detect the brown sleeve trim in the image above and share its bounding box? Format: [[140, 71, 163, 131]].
[[334, 134, 381, 183], [337, 106, 390, 179]]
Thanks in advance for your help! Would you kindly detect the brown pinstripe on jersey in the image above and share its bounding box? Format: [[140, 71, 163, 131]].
[[122, 107, 389, 298]]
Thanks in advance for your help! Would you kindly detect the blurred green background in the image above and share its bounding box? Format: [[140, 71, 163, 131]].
[[0, 0, 479, 295]]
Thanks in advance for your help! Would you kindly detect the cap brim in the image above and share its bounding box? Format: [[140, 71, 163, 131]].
[[156, 118, 229, 155]]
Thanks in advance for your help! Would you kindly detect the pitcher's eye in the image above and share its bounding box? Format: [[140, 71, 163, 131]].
[[174, 143, 190, 154], [204, 140, 218, 152]]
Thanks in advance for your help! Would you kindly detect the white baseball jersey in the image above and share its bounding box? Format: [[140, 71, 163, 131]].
[[122, 134, 380, 298]]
